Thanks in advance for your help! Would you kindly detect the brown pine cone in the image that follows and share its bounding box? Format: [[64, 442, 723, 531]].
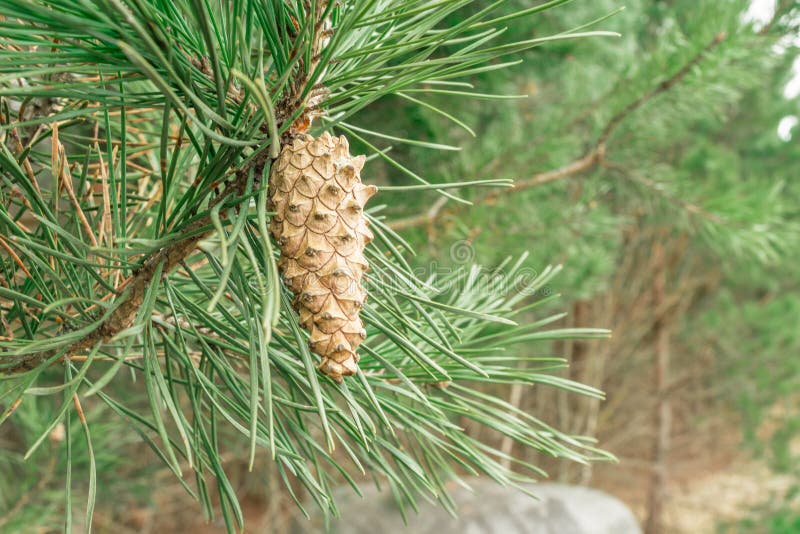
[[268, 133, 377, 382]]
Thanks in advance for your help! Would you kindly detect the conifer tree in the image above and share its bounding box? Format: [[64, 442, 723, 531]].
[[0, 0, 618, 531], [380, 0, 800, 531]]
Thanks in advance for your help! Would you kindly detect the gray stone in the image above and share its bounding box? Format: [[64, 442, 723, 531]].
[[297, 480, 641, 534]]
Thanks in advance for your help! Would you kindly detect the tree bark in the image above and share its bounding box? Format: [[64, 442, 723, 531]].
[[644, 242, 672, 534]]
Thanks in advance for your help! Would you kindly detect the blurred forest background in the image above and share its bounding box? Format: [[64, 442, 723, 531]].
[[380, 0, 800, 531], [2, 0, 799, 532]]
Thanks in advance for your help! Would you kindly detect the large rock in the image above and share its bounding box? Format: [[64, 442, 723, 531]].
[[298, 480, 641, 534]]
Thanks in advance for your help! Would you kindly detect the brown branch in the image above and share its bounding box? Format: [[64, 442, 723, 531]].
[[388, 195, 448, 231], [388, 31, 727, 231], [4, 180, 250, 373], [2, 5, 331, 375], [492, 145, 607, 198]]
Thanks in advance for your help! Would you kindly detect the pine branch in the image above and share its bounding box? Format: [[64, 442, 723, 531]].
[[1, 3, 333, 375], [0, 4, 626, 527], [389, 31, 728, 231], [4, 143, 257, 374]]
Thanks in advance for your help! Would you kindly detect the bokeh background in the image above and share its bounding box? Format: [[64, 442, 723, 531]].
[[1, 0, 799, 532], [366, 1, 800, 530]]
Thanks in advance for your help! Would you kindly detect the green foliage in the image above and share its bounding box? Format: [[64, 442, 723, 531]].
[[718, 488, 800, 534], [358, 0, 800, 525], [0, 0, 620, 531], [699, 289, 800, 468], [3, 0, 798, 529], [0, 395, 150, 532], [380, 0, 798, 268]]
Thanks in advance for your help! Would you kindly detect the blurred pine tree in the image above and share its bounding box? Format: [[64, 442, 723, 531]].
[[372, 0, 799, 531]]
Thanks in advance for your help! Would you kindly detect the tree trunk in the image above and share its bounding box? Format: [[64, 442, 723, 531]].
[[644, 242, 672, 534]]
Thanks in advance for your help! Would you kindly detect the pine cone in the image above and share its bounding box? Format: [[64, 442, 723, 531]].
[[269, 133, 377, 382]]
